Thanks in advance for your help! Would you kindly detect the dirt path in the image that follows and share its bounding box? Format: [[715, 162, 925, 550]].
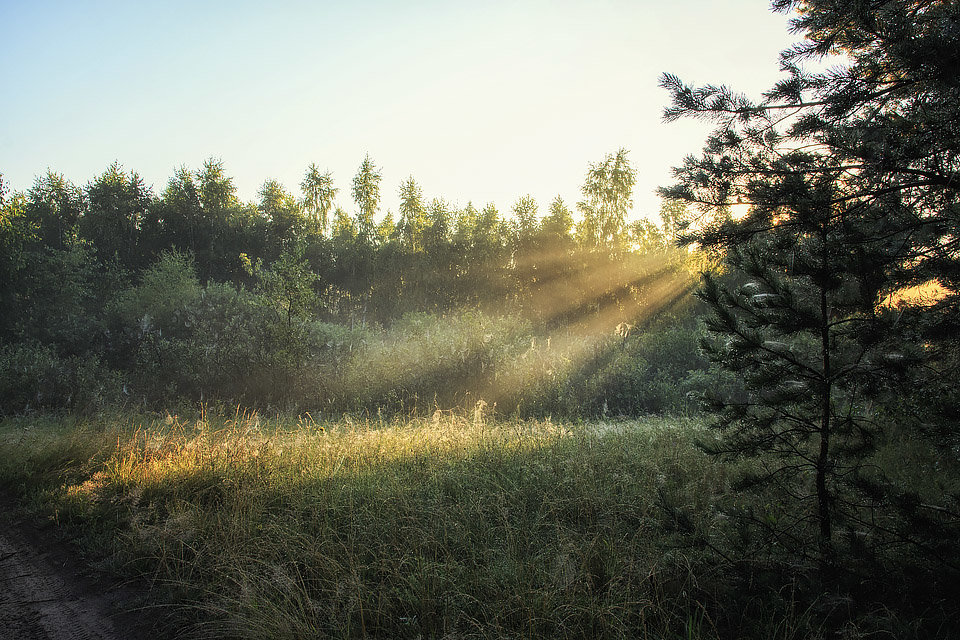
[[0, 506, 151, 640]]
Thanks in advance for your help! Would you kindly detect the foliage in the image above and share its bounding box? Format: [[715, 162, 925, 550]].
[[0, 150, 701, 417], [397, 176, 427, 253], [660, 0, 960, 574], [300, 164, 338, 234], [15, 243, 108, 356], [259, 180, 305, 257], [0, 188, 35, 339], [576, 148, 635, 252], [82, 162, 153, 270], [106, 251, 205, 401], [25, 170, 85, 250], [243, 249, 320, 326], [0, 342, 122, 413], [575, 316, 710, 417], [351, 154, 381, 240], [149, 159, 243, 281]]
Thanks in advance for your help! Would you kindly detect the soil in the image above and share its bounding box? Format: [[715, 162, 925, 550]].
[[0, 501, 167, 640]]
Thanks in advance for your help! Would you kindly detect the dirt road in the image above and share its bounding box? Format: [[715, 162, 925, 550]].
[[0, 508, 139, 640]]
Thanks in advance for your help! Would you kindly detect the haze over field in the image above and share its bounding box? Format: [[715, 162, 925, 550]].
[[0, 0, 795, 218]]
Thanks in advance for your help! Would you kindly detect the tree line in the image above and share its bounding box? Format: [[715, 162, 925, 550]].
[[1, 148, 684, 331], [0, 150, 702, 413]]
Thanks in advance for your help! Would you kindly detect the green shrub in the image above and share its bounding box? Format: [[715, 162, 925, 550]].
[[93, 257, 712, 417], [0, 341, 123, 413], [335, 311, 528, 413], [553, 317, 709, 417]]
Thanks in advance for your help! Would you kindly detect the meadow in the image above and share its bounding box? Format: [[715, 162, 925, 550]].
[[0, 409, 794, 640]]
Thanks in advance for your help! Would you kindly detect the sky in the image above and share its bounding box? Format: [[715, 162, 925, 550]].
[[0, 0, 799, 222]]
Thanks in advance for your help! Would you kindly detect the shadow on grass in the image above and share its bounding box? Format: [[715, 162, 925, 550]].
[[2, 414, 954, 639]]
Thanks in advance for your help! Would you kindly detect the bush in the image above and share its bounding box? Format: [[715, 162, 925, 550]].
[[335, 311, 529, 413], [560, 317, 709, 417], [0, 342, 123, 414], [92, 254, 712, 417]]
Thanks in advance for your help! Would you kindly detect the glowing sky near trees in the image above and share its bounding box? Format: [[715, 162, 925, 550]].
[[0, 0, 797, 220]]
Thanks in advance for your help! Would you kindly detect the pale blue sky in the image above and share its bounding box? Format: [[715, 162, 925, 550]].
[[0, 1, 797, 220]]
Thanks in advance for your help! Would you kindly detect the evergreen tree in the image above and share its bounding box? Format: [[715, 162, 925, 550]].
[[25, 171, 84, 251], [661, 0, 960, 569], [510, 195, 540, 309], [541, 196, 575, 246], [470, 203, 512, 308], [155, 166, 205, 263], [197, 159, 244, 281], [696, 173, 890, 561], [82, 162, 153, 270], [0, 181, 34, 340], [351, 154, 381, 241], [258, 179, 304, 257], [397, 176, 427, 253], [424, 198, 456, 309]]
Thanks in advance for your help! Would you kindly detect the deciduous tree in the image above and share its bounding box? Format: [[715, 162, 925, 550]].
[[577, 148, 635, 253], [300, 164, 337, 235]]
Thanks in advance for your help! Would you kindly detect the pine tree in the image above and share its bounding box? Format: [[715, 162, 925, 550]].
[[397, 176, 427, 253], [351, 154, 381, 241], [25, 171, 84, 251], [82, 162, 153, 270], [695, 171, 894, 562], [661, 0, 960, 569]]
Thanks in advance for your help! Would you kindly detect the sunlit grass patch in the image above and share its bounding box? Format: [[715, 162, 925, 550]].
[[0, 411, 739, 639]]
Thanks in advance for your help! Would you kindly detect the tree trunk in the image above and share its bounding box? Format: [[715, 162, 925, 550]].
[[817, 275, 833, 556]]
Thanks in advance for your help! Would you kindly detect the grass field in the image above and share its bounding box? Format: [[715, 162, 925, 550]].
[[0, 409, 937, 639]]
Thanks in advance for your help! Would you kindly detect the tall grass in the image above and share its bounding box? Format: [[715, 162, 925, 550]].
[[0, 411, 743, 639], [1, 410, 936, 639]]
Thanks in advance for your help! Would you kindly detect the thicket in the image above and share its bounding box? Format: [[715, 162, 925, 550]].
[[0, 152, 707, 416]]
